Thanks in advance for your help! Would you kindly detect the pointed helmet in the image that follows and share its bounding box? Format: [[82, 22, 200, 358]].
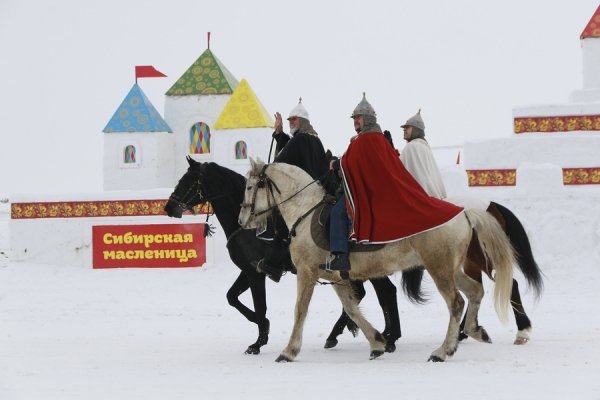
[[351, 92, 376, 118], [401, 109, 425, 131], [288, 97, 310, 120]]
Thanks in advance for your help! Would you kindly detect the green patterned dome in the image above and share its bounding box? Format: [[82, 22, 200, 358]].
[[166, 49, 238, 96]]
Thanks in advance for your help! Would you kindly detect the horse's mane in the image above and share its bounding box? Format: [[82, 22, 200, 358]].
[[250, 161, 316, 187], [204, 162, 247, 203]]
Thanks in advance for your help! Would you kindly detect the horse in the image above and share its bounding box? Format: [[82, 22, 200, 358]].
[[239, 159, 516, 362], [163, 157, 400, 354], [401, 201, 544, 345]]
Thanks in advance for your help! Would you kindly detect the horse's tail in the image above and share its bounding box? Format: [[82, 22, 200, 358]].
[[491, 202, 544, 299], [465, 208, 515, 323], [401, 267, 428, 304]]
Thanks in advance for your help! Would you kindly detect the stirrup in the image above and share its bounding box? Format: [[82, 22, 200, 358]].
[[319, 253, 350, 273]]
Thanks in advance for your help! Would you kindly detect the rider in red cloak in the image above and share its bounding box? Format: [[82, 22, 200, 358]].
[[320, 94, 463, 275]]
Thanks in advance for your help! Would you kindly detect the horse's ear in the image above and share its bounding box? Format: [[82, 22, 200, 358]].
[[186, 156, 194, 166], [249, 157, 256, 170]]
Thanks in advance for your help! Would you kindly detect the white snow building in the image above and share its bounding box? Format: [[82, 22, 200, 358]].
[[103, 46, 274, 191], [463, 5, 600, 188]]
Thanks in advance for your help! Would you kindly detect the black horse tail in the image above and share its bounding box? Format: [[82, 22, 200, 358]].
[[492, 201, 544, 298], [401, 267, 428, 304]]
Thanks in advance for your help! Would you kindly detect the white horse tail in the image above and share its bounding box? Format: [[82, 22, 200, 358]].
[[464, 208, 515, 322]]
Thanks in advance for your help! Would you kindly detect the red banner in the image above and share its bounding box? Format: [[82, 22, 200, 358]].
[[93, 224, 206, 269]]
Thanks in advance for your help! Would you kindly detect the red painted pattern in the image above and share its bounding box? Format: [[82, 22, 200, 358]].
[[11, 200, 211, 219], [467, 168, 600, 186], [563, 168, 600, 185], [467, 169, 517, 187], [514, 115, 600, 133]]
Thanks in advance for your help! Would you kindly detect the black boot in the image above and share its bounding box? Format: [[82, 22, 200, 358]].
[[255, 259, 283, 283], [255, 239, 290, 283], [319, 252, 351, 279]]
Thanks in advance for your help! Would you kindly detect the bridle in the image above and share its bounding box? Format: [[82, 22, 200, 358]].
[[168, 173, 204, 215], [240, 164, 323, 228], [240, 164, 282, 219]]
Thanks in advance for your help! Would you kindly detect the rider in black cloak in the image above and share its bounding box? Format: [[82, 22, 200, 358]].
[[255, 98, 337, 282]]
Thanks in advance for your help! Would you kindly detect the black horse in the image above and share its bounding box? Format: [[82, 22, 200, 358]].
[[164, 157, 401, 354]]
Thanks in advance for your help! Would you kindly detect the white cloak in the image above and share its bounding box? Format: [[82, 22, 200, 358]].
[[400, 138, 447, 199]]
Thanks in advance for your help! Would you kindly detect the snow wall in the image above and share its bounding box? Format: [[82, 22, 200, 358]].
[[9, 189, 228, 268]]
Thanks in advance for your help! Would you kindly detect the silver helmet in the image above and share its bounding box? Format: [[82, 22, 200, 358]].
[[351, 92, 376, 118], [288, 97, 310, 120], [401, 109, 425, 131]]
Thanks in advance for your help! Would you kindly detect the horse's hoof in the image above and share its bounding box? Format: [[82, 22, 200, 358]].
[[275, 354, 292, 363], [385, 342, 396, 353], [324, 339, 338, 349], [458, 331, 468, 341], [514, 337, 529, 345], [369, 350, 384, 360], [481, 329, 492, 344], [428, 355, 445, 362], [514, 328, 531, 345], [245, 346, 260, 355]]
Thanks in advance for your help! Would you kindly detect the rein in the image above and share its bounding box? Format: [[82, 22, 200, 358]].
[[169, 172, 240, 238], [241, 164, 321, 220]]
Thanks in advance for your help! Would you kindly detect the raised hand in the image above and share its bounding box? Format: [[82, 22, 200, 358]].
[[274, 112, 283, 133]]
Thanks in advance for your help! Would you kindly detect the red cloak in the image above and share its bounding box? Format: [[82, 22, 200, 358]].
[[340, 132, 463, 243]]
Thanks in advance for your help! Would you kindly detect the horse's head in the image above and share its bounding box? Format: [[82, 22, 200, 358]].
[[238, 158, 273, 229], [164, 156, 207, 218]]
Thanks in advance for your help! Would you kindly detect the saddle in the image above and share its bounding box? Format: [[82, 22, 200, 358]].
[[310, 202, 385, 253]]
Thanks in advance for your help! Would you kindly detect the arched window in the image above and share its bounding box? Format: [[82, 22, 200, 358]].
[[235, 140, 248, 160], [190, 122, 211, 154], [124, 145, 136, 163]]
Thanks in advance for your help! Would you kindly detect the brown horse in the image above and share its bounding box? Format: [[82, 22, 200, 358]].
[[239, 159, 515, 362], [400, 201, 543, 345]]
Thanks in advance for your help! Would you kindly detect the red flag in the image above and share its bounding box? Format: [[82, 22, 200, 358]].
[[135, 65, 167, 79]]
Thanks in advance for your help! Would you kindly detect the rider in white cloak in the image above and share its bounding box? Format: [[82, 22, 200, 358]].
[[399, 110, 447, 199]]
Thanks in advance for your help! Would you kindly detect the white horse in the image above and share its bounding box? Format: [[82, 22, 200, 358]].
[[239, 159, 515, 362]]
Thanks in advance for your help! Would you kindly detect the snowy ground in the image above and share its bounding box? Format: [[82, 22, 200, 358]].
[[1, 194, 600, 400]]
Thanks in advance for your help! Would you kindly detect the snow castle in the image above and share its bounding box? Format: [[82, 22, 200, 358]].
[[11, 44, 275, 268], [463, 6, 600, 189], [102, 46, 274, 190]]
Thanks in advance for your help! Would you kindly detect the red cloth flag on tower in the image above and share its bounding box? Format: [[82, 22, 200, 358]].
[[135, 65, 167, 80]]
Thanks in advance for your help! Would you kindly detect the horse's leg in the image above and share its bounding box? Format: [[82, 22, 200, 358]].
[[226, 272, 255, 321], [510, 279, 532, 345], [226, 272, 269, 354], [370, 277, 401, 353], [245, 271, 270, 354], [455, 268, 490, 344], [459, 233, 492, 343], [324, 280, 364, 349], [331, 281, 387, 360], [333, 283, 385, 360], [276, 268, 318, 362], [426, 265, 465, 362]]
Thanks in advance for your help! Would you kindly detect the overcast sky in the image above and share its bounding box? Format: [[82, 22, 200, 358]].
[[0, 0, 598, 195]]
